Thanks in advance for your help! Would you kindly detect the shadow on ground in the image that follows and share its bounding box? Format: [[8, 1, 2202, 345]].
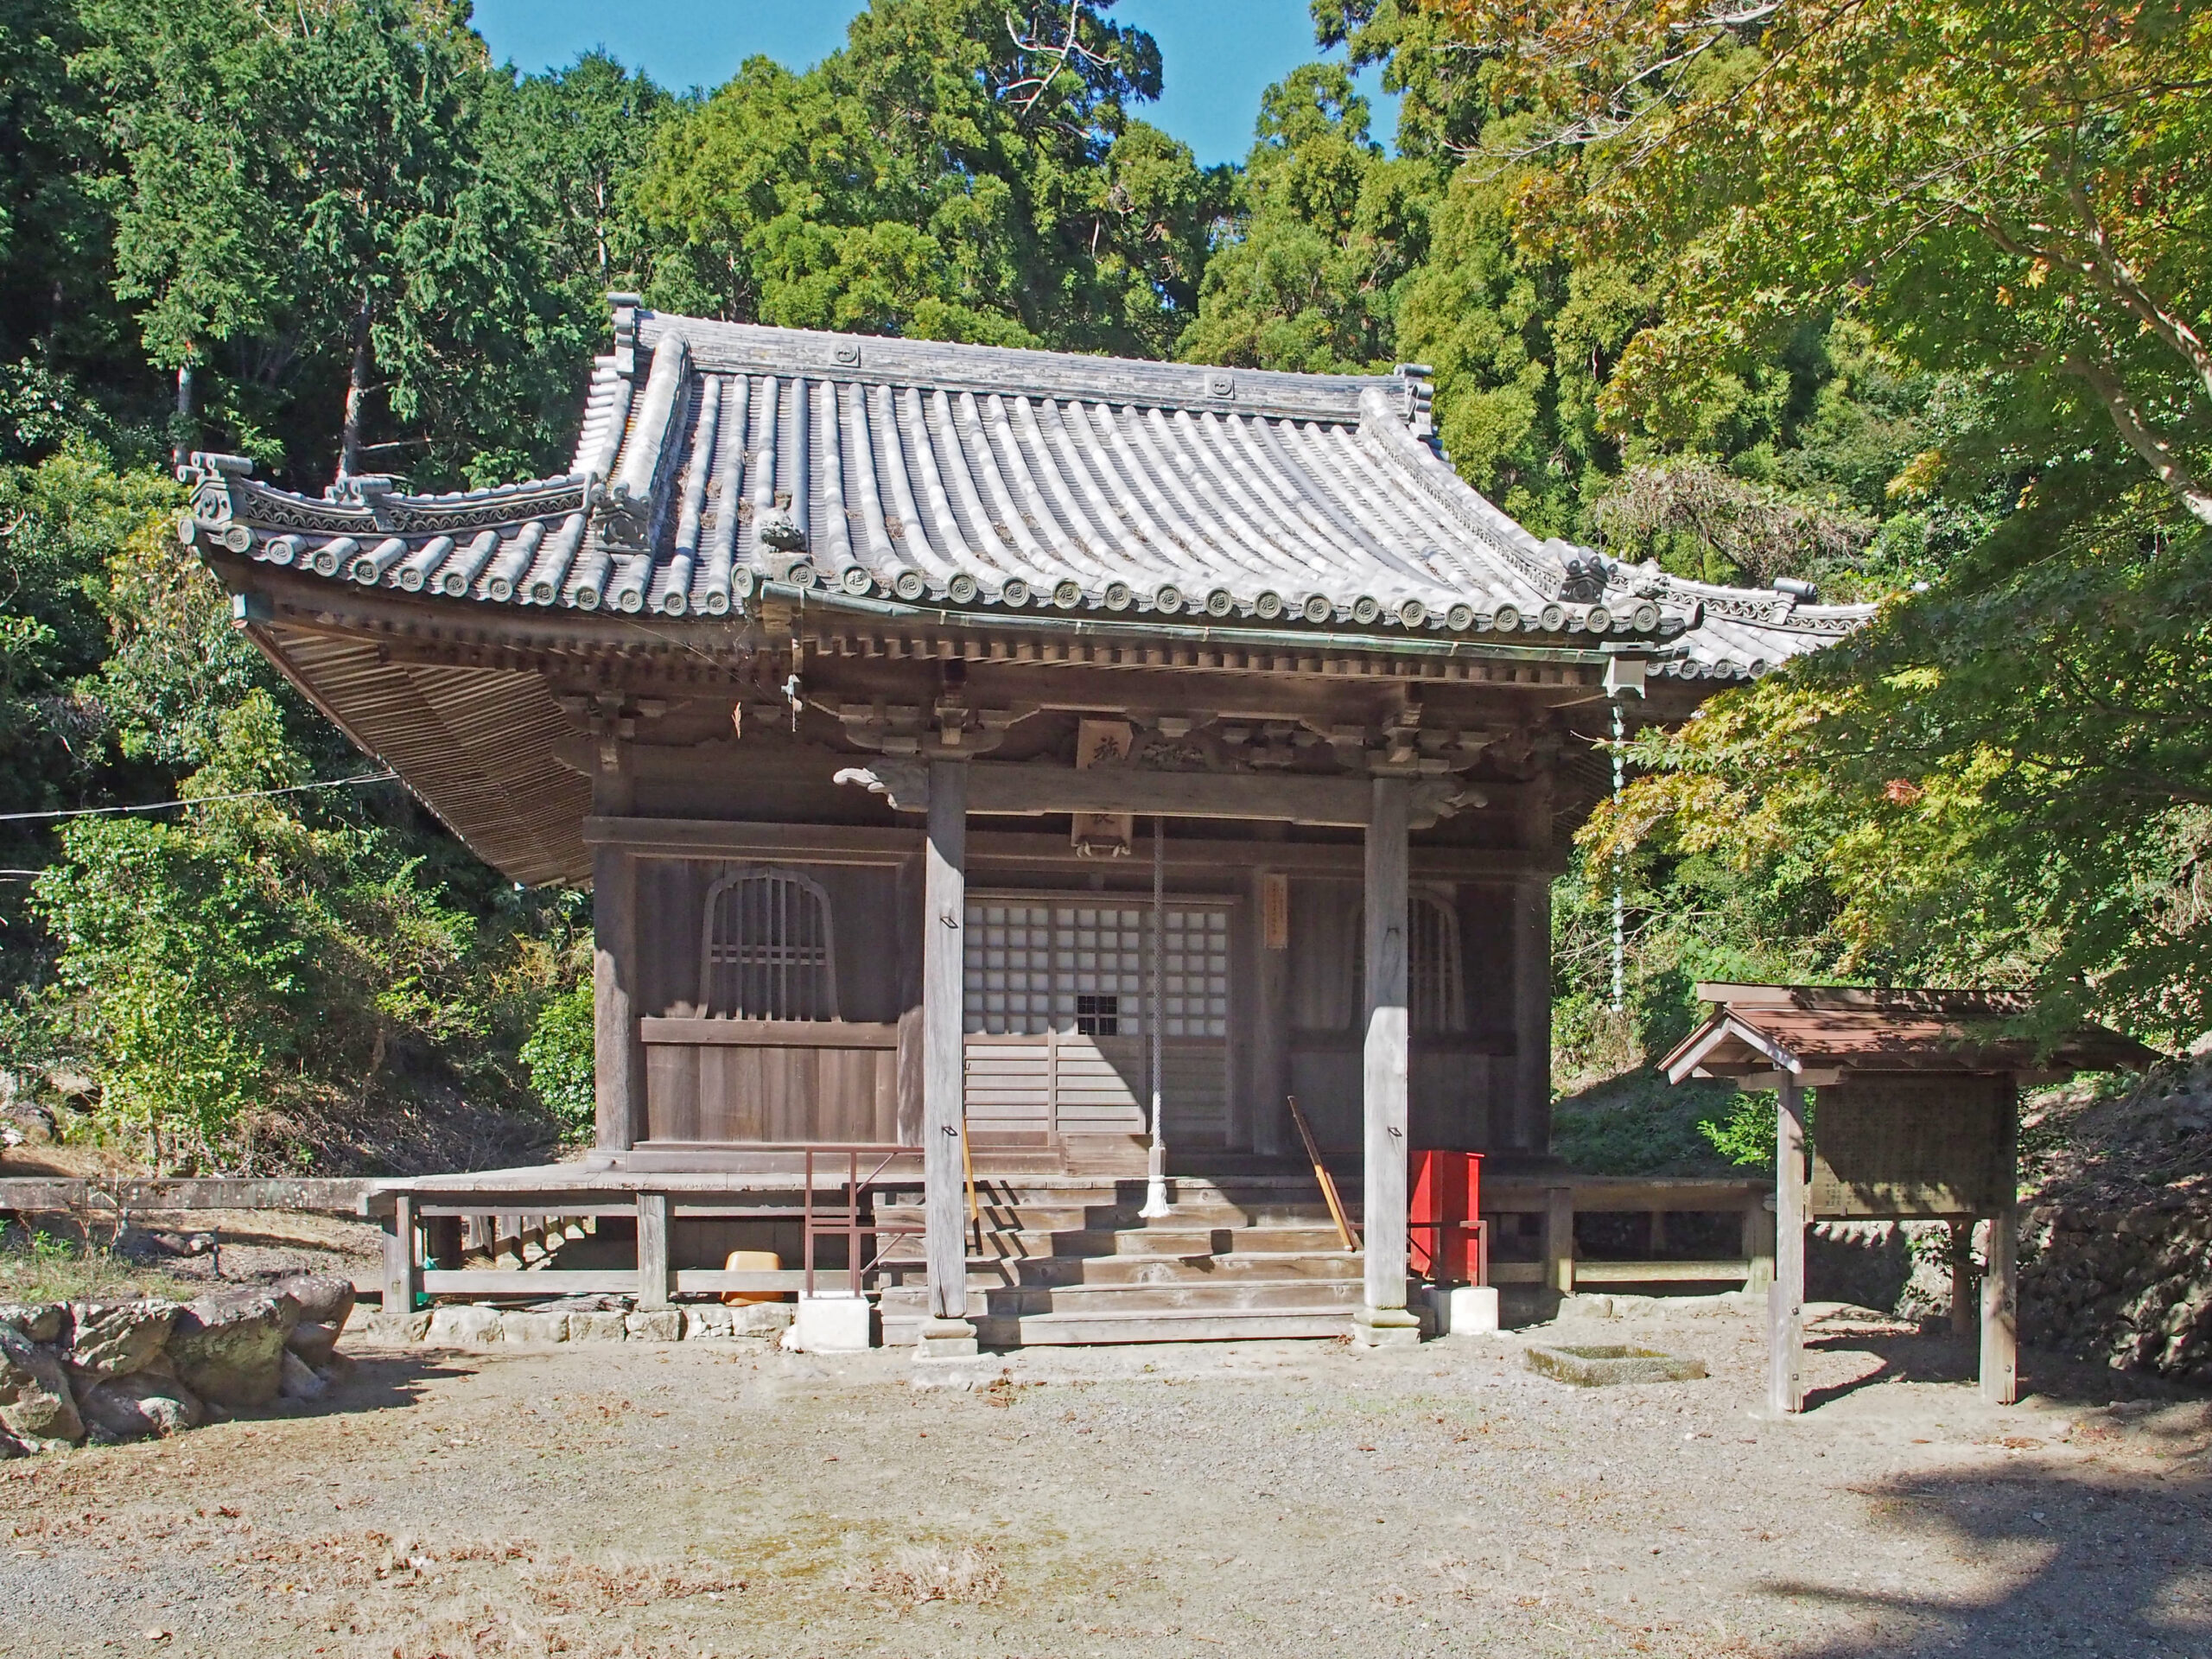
[[1777, 1333, 2212, 1657]]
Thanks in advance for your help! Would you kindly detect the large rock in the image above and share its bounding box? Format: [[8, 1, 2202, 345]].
[[0, 1324, 84, 1446], [275, 1274, 356, 1335], [276, 1350, 327, 1402], [285, 1321, 342, 1369], [499, 1312, 569, 1344], [0, 1303, 65, 1344], [624, 1309, 682, 1343], [168, 1290, 286, 1408], [67, 1300, 179, 1379], [425, 1305, 503, 1346], [76, 1366, 202, 1442]]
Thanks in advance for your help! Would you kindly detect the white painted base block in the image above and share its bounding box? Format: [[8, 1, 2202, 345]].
[[1440, 1285, 1500, 1335], [782, 1294, 873, 1352]]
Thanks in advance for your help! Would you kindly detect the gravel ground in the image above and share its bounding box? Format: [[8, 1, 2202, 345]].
[[3, 1306, 2208, 1659]]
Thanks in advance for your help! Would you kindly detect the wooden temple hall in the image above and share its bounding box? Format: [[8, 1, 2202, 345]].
[[183, 296, 1870, 1351]]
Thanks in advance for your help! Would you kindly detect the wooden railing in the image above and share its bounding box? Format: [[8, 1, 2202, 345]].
[[1478, 1177, 1774, 1295], [371, 1147, 922, 1311]]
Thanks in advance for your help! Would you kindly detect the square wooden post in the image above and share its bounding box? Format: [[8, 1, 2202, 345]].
[[1980, 1090, 2019, 1403], [1743, 1195, 1776, 1293], [1510, 874, 1553, 1154], [1355, 779, 1419, 1346], [1770, 1077, 1808, 1414], [592, 844, 645, 1152], [1543, 1185, 1575, 1298], [636, 1192, 671, 1310], [1248, 867, 1292, 1159], [918, 760, 979, 1357], [1948, 1217, 1976, 1338], [381, 1192, 419, 1315]]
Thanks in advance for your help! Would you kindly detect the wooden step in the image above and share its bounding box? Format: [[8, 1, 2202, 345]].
[[878, 1297, 1357, 1347]]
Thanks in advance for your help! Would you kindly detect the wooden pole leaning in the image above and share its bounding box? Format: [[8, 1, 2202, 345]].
[[1770, 1077, 1808, 1414], [917, 759, 980, 1359], [1354, 777, 1420, 1347]]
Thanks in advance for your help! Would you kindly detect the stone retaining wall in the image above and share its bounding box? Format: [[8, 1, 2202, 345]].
[[1, 1274, 354, 1456], [2022, 1200, 2212, 1382], [353, 1300, 793, 1347]]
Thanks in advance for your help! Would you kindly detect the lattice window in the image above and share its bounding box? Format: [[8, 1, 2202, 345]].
[[700, 867, 838, 1020], [964, 901, 1229, 1038], [1408, 890, 1466, 1034], [1351, 889, 1468, 1034]]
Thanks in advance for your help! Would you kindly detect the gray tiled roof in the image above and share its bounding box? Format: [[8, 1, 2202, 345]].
[[180, 300, 1870, 681]]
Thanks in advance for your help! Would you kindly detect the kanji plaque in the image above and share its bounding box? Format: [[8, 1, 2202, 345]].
[[1809, 1074, 2013, 1219]]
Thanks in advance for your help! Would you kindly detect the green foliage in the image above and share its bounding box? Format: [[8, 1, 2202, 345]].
[[521, 975, 595, 1141], [1699, 1092, 1777, 1174], [629, 0, 1224, 355]]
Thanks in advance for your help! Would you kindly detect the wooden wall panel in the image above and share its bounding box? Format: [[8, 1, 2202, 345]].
[[642, 1020, 899, 1144]]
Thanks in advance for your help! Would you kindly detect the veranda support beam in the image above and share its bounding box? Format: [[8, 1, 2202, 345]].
[[836, 759, 1478, 829], [1354, 776, 1419, 1347], [1771, 1078, 1808, 1414], [918, 759, 979, 1358]]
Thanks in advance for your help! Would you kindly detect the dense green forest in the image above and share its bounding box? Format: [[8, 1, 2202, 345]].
[[0, 0, 2204, 1175]]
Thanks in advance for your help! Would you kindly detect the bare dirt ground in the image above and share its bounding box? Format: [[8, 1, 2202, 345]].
[[3, 1307, 2208, 1659]]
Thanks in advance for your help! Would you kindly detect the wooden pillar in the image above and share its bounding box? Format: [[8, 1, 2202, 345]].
[[636, 1191, 671, 1310], [918, 760, 978, 1355], [1249, 868, 1291, 1160], [1355, 779, 1419, 1345], [1948, 1217, 1976, 1338], [1510, 874, 1553, 1154], [592, 843, 645, 1152], [423, 1215, 462, 1273], [1543, 1185, 1575, 1298], [1770, 1077, 1808, 1414], [894, 853, 925, 1147], [1980, 1090, 2019, 1404], [1743, 1195, 1776, 1293], [381, 1193, 419, 1315]]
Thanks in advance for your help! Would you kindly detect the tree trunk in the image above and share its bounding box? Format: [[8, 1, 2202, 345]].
[[340, 301, 372, 480]]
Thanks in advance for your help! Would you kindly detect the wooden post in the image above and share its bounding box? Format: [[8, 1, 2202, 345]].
[[1355, 779, 1418, 1345], [1744, 1196, 1776, 1293], [1510, 874, 1553, 1154], [382, 1193, 419, 1315], [423, 1215, 462, 1274], [894, 852, 925, 1147], [918, 760, 978, 1356], [1543, 1185, 1575, 1299], [1770, 1077, 1808, 1414], [1649, 1210, 1668, 1255], [1249, 868, 1292, 1160], [1948, 1217, 1976, 1338], [1980, 1090, 2019, 1404], [592, 844, 645, 1152], [636, 1192, 671, 1310]]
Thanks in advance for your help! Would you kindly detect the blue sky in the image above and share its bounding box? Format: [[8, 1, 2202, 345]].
[[467, 0, 1398, 167]]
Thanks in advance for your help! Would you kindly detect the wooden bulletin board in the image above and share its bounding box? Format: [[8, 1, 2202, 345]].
[[1809, 1074, 2013, 1219]]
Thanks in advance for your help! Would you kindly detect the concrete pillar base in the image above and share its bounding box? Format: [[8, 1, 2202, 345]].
[[913, 1317, 980, 1360], [1351, 1305, 1423, 1348], [782, 1294, 873, 1352], [1435, 1284, 1501, 1336]]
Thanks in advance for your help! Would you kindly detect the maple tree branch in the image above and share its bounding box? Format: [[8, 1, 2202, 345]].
[[2060, 346, 2212, 528]]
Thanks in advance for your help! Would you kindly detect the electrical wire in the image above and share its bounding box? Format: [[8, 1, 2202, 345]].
[[0, 770, 398, 824]]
